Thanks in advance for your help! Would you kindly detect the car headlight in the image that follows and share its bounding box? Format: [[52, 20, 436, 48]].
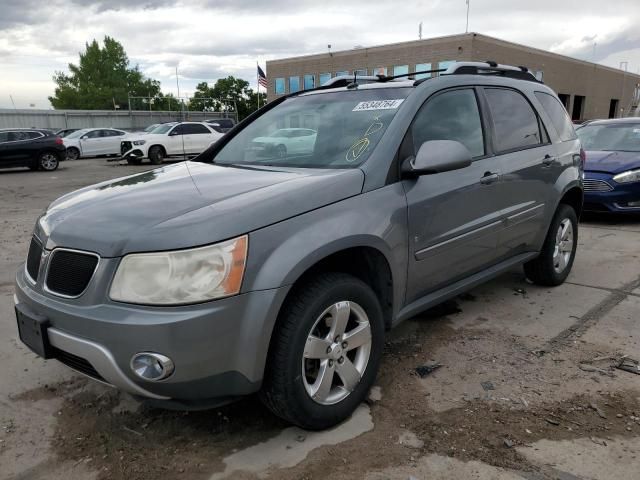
[[132, 140, 146, 146], [109, 236, 248, 305], [613, 169, 640, 184]]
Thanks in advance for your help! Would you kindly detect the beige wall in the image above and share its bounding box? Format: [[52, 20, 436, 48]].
[[266, 33, 640, 120]]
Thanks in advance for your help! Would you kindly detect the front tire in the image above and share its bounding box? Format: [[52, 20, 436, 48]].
[[524, 204, 578, 286], [260, 273, 384, 430], [148, 146, 165, 165], [38, 152, 59, 171]]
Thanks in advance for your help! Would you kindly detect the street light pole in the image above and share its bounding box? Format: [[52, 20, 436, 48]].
[[465, 0, 470, 33]]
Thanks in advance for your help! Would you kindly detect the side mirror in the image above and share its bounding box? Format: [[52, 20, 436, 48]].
[[81, 135, 89, 140], [169, 130, 179, 136], [402, 140, 472, 176]]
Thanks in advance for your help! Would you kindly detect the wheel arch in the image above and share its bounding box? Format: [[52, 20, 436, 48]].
[[558, 184, 584, 218]]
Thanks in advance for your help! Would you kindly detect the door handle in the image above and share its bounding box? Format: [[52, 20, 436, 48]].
[[480, 172, 500, 185], [542, 154, 554, 167]]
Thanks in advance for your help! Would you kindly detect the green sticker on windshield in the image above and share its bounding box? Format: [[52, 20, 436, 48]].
[[352, 99, 404, 111]]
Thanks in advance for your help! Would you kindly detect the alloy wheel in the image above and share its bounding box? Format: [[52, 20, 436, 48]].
[[302, 301, 372, 405], [40, 153, 58, 171], [553, 218, 574, 273]]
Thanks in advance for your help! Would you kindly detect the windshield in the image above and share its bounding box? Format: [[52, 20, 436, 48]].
[[577, 123, 640, 152], [150, 124, 175, 134], [214, 89, 411, 168], [144, 124, 158, 132], [66, 129, 88, 139]]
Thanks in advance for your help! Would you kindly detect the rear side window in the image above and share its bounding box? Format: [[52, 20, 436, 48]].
[[411, 89, 485, 158], [485, 88, 542, 151], [184, 124, 212, 134], [534, 91, 577, 141]]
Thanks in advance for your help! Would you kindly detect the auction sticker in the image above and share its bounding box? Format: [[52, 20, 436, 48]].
[[353, 99, 405, 111]]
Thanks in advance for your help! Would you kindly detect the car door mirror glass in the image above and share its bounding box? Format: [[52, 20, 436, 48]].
[[403, 140, 472, 176]]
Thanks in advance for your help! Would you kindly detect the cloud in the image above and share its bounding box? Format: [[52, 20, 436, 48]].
[[1, 0, 639, 108]]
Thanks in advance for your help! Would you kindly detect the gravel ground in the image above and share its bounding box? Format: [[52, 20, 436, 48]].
[[0, 159, 639, 480]]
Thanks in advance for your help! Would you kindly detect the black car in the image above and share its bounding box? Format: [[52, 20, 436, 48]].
[[204, 118, 235, 133], [0, 129, 66, 171], [55, 128, 79, 138]]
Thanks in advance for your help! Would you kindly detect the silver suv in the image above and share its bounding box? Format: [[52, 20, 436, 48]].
[[15, 62, 583, 430]]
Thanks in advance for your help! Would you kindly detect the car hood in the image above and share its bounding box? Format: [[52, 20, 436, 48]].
[[36, 161, 364, 257], [584, 150, 640, 174]]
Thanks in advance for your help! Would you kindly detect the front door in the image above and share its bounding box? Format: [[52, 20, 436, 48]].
[[404, 88, 504, 303], [79, 129, 104, 156]]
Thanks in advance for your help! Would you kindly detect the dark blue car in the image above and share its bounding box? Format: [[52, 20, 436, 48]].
[[577, 118, 640, 213]]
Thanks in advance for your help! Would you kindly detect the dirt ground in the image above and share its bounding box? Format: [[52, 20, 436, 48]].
[[1, 159, 639, 480]]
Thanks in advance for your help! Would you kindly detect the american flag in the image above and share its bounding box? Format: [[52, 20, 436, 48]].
[[257, 65, 268, 88]]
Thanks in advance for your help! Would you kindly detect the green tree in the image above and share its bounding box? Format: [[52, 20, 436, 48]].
[[49, 36, 162, 110], [188, 76, 266, 120]]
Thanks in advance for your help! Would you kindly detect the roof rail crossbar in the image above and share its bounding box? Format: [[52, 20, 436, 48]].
[[443, 61, 541, 83]]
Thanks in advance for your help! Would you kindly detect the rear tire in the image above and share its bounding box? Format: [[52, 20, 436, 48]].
[[524, 204, 578, 286], [148, 146, 165, 165], [38, 152, 59, 171], [66, 147, 79, 160], [260, 272, 384, 430]]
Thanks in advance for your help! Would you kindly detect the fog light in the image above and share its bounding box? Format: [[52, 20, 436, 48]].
[[627, 200, 640, 207], [130, 352, 174, 381]]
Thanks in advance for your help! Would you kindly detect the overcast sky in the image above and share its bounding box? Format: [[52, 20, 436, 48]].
[[1, 0, 639, 109]]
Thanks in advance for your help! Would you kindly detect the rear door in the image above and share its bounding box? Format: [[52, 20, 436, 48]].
[[102, 129, 126, 154], [404, 87, 504, 303], [185, 123, 215, 153], [481, 87, 557, 257]]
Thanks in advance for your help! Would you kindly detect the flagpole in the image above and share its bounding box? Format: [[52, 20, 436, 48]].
[[466, 0, 470, 33], [257, 62, 260, 110]]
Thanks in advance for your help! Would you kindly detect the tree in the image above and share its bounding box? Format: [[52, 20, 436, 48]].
[[188, 76, 266, 120], [49, 36, 162, 110]]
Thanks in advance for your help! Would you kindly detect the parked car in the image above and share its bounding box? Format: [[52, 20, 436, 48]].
[[576, 118, 640, 212], [250, 128, 317, 157], [204, 118, 236, 133], [120, 122, 223, 164], [15, 61, 583, 430], [55, 128, 79, 138], [63, 128, 128, 159], [0, 128, 65, 171]]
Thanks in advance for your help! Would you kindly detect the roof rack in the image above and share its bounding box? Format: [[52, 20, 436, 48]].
[[442, 61, 541, 83]]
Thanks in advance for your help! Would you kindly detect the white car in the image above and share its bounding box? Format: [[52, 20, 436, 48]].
[[63, 128, 128, 159], [121, 122, 223, 164], [250, 128, 317, 158]]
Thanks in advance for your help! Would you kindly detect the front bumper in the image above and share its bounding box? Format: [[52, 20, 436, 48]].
[[15, 265, 288, 406], [584, 172, 640, 213]]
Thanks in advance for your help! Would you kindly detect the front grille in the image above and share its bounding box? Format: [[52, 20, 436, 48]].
[[121, 141, 132, 155], [52, 346, 106, 382], [26, 237, 43, 282], [584, 179, 613, 192], [45, 249, 99, 297]]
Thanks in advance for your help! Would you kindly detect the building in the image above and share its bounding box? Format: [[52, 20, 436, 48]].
[[266, 32, 640, 121]]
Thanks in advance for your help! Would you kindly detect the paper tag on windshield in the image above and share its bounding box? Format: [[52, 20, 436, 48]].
[[353, 99, 404, 111]]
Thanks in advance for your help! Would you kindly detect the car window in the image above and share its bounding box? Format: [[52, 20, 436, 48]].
[[183, 124, 211, 134], [84, 130, 102, 139], [0, 132, 9, 143], [411, 89, 485, 158], [151, 124, 176, 135], [576, 123, 640, 152], [107, 130, 125, 136], [534, 92, 576, 142], [170, 125, 185, 136], [485, 88, 542, 151], [215, 88, 412, 168], [66, 130, 87, 139]]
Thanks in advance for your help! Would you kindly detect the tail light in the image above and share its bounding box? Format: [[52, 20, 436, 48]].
[[579, 147, 586, 169], [54, 136, 63, 145]]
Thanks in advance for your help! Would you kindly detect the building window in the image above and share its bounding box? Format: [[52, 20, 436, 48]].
[[319, 72, 331, 85], [437, 60, 455, 76], [373, 67, 387, 76], [336, 70, 349, 77], [303, 74, 315, 90], [557, 93, 570, 108], [354, 68, 367, 76], [275, 78, 285, 95], [393, 65, 408, 76], [289, 76, 300, 93], [572, 95, 585, 121], [415, 63, 432, 79]]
